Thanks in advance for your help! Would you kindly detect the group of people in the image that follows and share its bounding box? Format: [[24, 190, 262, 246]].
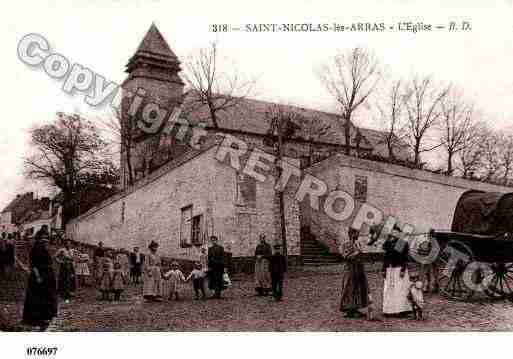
[[0, 232, 16, 279], [339, 227, 430, 320], [254, 234, 287, 301], [21, 223, 432, 331], [141, 236, 229, 303]]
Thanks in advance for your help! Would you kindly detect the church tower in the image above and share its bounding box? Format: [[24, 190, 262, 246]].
[[120, 23, 184, 189]]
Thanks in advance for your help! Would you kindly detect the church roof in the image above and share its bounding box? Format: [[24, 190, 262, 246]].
[[181, 93, 375, 149]]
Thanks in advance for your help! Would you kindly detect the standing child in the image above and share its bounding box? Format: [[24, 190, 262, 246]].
[[269, 244, 286, 301], [111, 261, 127, 301], [163, 261, 185, 301], [99, 251, 114, 301], [408, 278, 425, 320], [186, 262, 206, 300]]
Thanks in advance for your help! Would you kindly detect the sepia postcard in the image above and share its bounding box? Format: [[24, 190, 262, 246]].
[[1, 0, 513, 357]]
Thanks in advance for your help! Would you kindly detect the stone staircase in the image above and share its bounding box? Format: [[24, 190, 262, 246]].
[[300, 226, 342, 266]]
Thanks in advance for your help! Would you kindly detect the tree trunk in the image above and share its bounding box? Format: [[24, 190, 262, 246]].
[[447, 151, 453, 175], [126, 143, 134, 187], [413, 142, 421, 166], [344, 115, 351, 156]]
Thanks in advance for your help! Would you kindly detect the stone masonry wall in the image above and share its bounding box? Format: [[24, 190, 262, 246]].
[[302, 153, 513, 253], [66, 144, 301, 261]]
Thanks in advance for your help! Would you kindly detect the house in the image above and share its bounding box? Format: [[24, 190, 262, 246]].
[[1, 192, 62, 237]]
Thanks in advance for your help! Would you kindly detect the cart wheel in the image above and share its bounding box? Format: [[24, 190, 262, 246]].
[[484, 262, 513, 299], [437, 241, 474, 301]]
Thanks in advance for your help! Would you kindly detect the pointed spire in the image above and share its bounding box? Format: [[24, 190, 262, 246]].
[[134, 23, 178, 60], [125, 23, 183, 85]]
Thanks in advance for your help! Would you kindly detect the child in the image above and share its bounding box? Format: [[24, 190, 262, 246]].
[[186, 262, 206, 300], [223, 268, 232, 290], [408, 276, 425, 320], [366, 294, 375, 321], [163, 262, 185, 301], [269, 244, 286, 301], [111, 261, 127, 301], [99, 251, 114, 301]]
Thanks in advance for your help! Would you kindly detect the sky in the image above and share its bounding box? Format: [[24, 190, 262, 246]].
[[0, 0, 513, 209]]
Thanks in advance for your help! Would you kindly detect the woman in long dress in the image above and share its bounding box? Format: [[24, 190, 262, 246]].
[[56, 239, 76, 303], [382, 230, 412, 317], [339, 228, 369, 318], [116, 248, 130, 279], [22, 229, 58, 331], [254, 234, 272, 296], [143, 241, 163, 302]]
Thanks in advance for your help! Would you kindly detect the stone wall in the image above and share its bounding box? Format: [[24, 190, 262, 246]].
[[66, 143, 301, 261], [302, 153, 513, 252]]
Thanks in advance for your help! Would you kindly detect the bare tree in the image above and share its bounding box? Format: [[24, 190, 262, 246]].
[[98, 107, 136, 188], [458, 129, 486, 179], [183, 40, 257, 129], [403, 75, 450, 165], [479, 129, 502, 181], [498, 133, 513, 185], [318, 47, 381, 155], [439, 90, 480, 175], [24, 112, 118, 224], [376, 79, 407, 160]]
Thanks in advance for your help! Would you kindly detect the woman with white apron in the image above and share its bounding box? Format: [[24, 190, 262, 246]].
[[382, 230, 412, 317]]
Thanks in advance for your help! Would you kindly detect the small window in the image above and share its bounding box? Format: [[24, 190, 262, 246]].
[[354, 175, 368, 202], [191, 215, 203, 246], [180, 205, 193, 248], [121, 202, 126, 223], [236, 172, 257, 208]]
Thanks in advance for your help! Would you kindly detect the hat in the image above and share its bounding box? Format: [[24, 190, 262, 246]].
[[149, 241, 159, 249], [416, 240, 432, 256], [389, 229, 402, 239]]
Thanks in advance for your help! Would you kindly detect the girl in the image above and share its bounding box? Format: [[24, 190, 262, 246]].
[[408, 271, 425, 320], [99, 251, 114, 301], [111, 261, 127, 301], [163, 261, 185, 301], [74, 244, 91, 288]]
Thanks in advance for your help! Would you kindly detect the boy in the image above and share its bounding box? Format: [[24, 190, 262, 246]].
[[163, 262, 185, 301], [186, 262, 206, 300], [269, 244, 286, 301]]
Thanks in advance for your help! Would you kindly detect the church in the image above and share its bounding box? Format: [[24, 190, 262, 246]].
[[66, 24, 510, 270]]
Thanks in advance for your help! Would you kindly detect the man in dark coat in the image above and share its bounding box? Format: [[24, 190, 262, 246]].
[[129, 246, 144, 284], [0, 232, 6, 277], [207, 236, 225, 298], [93, 241, 105, 282], [269, 244, 287, 301]]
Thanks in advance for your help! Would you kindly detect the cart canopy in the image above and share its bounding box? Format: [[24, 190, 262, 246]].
[[451, 190, 513, 235]]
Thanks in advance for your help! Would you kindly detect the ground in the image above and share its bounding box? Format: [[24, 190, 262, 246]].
[[4, 265, 513, 331]]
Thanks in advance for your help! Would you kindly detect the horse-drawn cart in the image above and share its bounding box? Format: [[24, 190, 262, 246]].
[[429, 190, 513, 301]]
